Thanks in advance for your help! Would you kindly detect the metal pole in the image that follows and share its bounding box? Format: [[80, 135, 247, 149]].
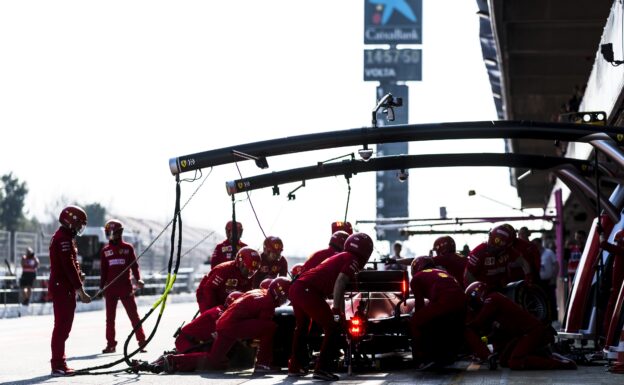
[[555, 188, 567, 317], [169, 121, 624, 175], [226, 153, 593, 195]]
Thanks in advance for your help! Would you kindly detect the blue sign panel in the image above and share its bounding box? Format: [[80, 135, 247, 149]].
[[364, 0, 422, 44], [364, 48, 422, 81]]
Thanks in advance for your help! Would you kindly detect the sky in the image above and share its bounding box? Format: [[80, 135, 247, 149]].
[[0, 1, 550, 259]]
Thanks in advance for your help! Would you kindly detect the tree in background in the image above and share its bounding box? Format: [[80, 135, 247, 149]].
[[83, 202, 107, 227], [0, 173, 28, 232]]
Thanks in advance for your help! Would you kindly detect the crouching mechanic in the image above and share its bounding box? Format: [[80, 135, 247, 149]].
[[253, 236, 288, 288], [288, 232, 374, 381], [174, 291, 243, 354], [431, 236, 467, 288], [409, 256, 466, 368], [149, 278, 291, 374], [464, 281, 576, 370], [100, 219, 147, 354], [196, 247, 261, 313]]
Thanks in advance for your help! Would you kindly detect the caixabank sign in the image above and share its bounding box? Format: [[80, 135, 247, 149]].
[[364, 0, 422, 45]]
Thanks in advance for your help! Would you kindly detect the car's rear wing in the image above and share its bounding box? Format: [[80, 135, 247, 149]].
[[346, 270, 409, 298]]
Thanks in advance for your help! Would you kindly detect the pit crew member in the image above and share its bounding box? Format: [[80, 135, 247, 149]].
[[196, 247, 260, 313], [100, 219, 146, 354]]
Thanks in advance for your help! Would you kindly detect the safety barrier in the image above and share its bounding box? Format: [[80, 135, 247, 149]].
[[0, 267, 199, 306]]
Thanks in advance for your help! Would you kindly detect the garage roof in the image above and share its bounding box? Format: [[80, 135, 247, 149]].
[[478, 0, 613, 208]]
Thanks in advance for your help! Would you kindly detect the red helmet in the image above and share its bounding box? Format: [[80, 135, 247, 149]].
[[59, 206, 88, 235], [488, 224, 515, 251], [226, 221, 243, 232], [290, 263, 304, 277], [331, 221, 353, 235], [268, 277, 291, 306], [235, 247, 261, 279], [263, 236, 283, 253], [433, 236, 456, 256], [614, 229, 624, 244], [465, 281, 489, 308], [224, 291, 243, 308], [410, 255, 435, 275], [260, 278, 273, 290], [329, 230, 349, 251], [104, 219, 124, 240], [263, 236, 284, 262], [501, 223, 517, 237], [344, 232, 374, 262]]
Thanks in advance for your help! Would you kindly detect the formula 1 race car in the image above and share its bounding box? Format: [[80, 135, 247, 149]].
[[271, 266, 549, 371]]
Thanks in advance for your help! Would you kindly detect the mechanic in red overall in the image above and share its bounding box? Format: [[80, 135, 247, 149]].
[[599, 229, 624, 334], [288, 232, 374, 381], [154, 278, 291, 374], [465, 281, 576, 370], [259, 278, 272, 290], [331, 220, 353, 235], [49, 206, 92, 376], [302, 230, 349, 273], [210, 221, 247, 268], [464, 224, 531, 290], [196, 247, 260, 312], [508, 225, 541, 283], [252, 236, 288, 288], [432, 236, 467, 288], [174, 291, 243, 354], [100, 219, 146, 354], [290, 263, 305, 279], [409, 256, 466, 368]]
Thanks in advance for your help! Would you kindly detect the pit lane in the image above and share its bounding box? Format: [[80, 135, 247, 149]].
[[1, 301, 621, 384]]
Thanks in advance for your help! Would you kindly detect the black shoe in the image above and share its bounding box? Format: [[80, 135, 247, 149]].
[[149, 354, 173, 374], [253, 364, 281, 375], [287, 367, 309, 377], [51, 366, 75, 376], [312, 369, 339, 381], [102, 345, 116, 354], [414, 360, 435, 371], [487, 353, 498, 370]]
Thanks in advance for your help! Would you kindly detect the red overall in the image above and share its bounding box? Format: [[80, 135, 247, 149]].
[[49, 226, 83, 370], [410, 268, 466, 362], [100, 240, 145, 348], [210, 239, 247, 268], [169, 290, 276, 371], [465, 243, 513, 289], [175, 305, 224, 353], [302, 246, 339, 273], [432, 252, 467, 288], [252, 253, 288, 288], [196, 260, 252, 313], [508, 238, 540, 283], [599, 241, 624, 334], [288, 251, 362, 373], [467, 292, 572, 369]]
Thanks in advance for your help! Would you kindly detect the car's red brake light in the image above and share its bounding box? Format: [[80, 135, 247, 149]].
[[348, 315, 366, 339]]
